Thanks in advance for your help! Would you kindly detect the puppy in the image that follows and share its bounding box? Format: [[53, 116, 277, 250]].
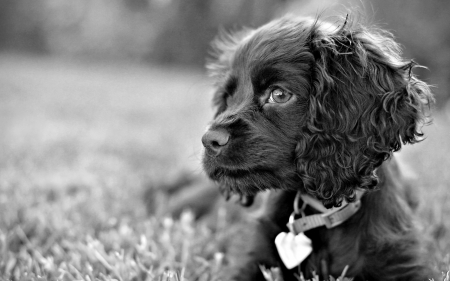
[[201, 16, 435, 281]]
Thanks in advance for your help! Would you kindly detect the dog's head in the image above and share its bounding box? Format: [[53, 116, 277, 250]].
[[202, 16, 433, 208]]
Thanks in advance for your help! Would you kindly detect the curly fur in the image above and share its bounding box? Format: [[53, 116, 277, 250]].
[[205, 15, 432, 207], [201, 15, 435, 280], [295, 19, 432, 207]]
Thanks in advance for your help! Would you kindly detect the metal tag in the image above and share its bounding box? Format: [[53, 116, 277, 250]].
[[274, 232, 312, 269]]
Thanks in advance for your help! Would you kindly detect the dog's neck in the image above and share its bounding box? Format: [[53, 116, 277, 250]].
[[300, 190, 365, 213]]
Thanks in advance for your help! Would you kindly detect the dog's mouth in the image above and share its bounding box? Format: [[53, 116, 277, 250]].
[[205, 164, 295, 196], [209, 167, 261, 181]]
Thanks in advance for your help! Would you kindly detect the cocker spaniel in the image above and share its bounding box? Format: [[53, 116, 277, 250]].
[[201, 15, 435, 281]]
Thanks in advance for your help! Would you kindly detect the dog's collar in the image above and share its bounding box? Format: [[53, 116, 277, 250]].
[[287, 190, 365, 234]]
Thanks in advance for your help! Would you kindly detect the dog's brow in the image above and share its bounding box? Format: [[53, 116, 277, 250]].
[[251, 64, 309, 95], [251, 66, 280, 89]]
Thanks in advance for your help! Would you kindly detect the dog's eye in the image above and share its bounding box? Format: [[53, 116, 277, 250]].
[[268, 88, 292, 104]]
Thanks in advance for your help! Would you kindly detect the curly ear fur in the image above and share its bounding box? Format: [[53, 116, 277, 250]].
[[296, 18, 434, 208]]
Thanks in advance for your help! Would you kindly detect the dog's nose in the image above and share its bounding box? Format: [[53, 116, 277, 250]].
[[202, 128, 230, 155]]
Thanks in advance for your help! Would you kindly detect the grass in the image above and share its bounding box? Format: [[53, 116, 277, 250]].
[[0, 53, 449, 280]]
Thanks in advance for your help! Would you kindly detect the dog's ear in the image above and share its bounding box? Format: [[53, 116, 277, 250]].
[[377, 66, 433, 149], [295, 19, 433, 208]]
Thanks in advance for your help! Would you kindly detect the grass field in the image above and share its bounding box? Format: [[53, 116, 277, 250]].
[[1, 54, 449, 280]]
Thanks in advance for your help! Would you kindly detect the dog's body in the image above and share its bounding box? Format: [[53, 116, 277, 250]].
[[222, 159, 431, 281], [199, 15, 435, 280]]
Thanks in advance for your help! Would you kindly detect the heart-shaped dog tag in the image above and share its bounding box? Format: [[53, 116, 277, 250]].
[[275, 232, 312, 269]]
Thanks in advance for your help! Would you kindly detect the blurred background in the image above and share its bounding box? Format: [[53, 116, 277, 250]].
[[0, 0, 450, 279], [1, 0, 450, 104]]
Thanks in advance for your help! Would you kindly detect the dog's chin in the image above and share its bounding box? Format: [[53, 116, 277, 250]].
[[206, 166, 295, 195]]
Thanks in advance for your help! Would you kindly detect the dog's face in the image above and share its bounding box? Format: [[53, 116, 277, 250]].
[[202, 17, 432, 207]]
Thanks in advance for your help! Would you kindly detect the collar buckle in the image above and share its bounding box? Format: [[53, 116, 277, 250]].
[[321, 200, 362, 229], [321, 211, 340, 229]]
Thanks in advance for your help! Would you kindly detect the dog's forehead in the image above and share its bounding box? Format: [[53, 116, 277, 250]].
[[218, 17, 316, 105], [233, 17, 314, 69]]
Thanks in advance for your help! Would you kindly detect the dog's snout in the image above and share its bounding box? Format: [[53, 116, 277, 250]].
[[202, 128, 230, 155]]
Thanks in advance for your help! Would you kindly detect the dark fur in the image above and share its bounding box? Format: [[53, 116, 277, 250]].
[[202, 16, 435, 281]]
